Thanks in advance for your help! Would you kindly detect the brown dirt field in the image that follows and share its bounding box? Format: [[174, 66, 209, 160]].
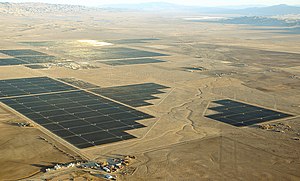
[[0, 106, 79, 180]]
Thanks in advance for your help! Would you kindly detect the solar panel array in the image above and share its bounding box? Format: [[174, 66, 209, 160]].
[[1, 47, 167, 66], [0, 58, 29, 66], [25, 64, 48, 69], [0, 77, 76, 98], [0, 49, 48, 56], [19, 41, 57, 47], [90, 83, 170, 107], [15, 55, 57, 64], [206, 99, 293, 127], [100, 58, 166, 66], [0, 77, 154, 149], [0, 49, 57, 66]]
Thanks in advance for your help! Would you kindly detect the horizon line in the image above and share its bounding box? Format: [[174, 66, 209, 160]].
[[0, 1, 300, 8]]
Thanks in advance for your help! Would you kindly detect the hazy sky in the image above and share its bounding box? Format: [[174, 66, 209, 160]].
[[0, 0, 299, 6]]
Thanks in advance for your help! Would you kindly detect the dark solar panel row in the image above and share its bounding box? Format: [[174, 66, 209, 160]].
[[25, 64, 49, 69], [15, 55, 57, 63], [0, 58, 29, 66], [19, 41, 57, 47], [0, 77, 77, 98], [90, 83, 170, 107], [0, 49, 48, 56], [0, 49, 58, 66], [99, 58, 166, 66], [1, 89, 154, 148], [206, 99, 293, 127]]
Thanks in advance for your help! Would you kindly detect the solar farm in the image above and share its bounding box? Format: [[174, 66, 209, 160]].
[[206, 99, 293, 127], [0, 42, 297, 153], [0, 49, 58, 66], [1, 75, 294, 152], [0, 45, 169, 69], [0, 77, 159, 149], [0, 7, 300, 180], [0, 42, 172, 151], [90, 83, 170, 107]]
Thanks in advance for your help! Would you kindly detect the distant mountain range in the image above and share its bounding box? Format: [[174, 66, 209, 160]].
[[219, 16, 300, 27], [229, 4, 300, 16], [101, 3, 300, 16], [101, 2, 181, 11], [0, 2, 299, 17]]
